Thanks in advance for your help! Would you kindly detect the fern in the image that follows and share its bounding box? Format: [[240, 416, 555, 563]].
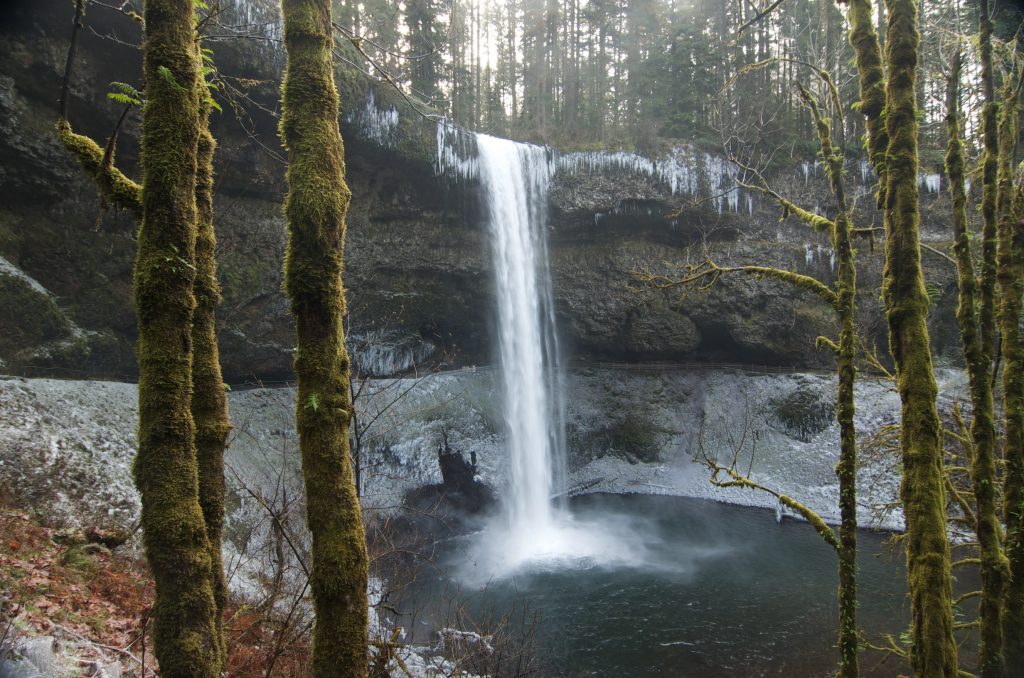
[[156, 66, 186, 92], [106, 81, 142, 106]]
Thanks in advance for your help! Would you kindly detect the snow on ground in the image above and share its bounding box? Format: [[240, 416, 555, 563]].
[[0, 377, 140, 528], [0, 368, 971, 675], [1, 368, 968, 534]]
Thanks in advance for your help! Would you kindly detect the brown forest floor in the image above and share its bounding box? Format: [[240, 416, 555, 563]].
[[0, 505, 312, 677]]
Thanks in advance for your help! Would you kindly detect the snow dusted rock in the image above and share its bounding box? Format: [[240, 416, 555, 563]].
[[0, 635, 121, 678], [0, 378, 138, 529], [0, 366, 970, 539]]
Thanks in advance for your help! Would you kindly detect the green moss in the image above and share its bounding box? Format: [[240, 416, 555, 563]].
[[192, 97, 230, 669], [995, 72, 1024, 669], [880, 1, 958, 674], [0, 272, 71, 357], [133, 0, 221, 675], [946, 48, 1007, 677], [845, 0, 889, 207], [55, 121, 143, 220], [280, 1, 369, 675]]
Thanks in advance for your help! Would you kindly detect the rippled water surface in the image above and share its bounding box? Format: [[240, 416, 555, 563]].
[[404, 493, 930, 677]]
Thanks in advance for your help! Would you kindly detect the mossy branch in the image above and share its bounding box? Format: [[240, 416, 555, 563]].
[[633, 259, 838, 308], [817, 336, 840, 354], [710, 465, 840, 551], [56, 121, 143, 220], [736, 178, 835, 234]]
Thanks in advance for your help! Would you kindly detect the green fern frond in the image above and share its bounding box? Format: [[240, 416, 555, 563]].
[[107, 81, 142, 106], [156, 66, 186, 92]]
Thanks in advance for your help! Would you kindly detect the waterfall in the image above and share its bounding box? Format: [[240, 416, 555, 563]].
[[437, 123, 642, 577], [475, 134, 566, 542]]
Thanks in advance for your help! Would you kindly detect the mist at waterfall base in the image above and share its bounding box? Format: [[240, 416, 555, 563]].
[[428, 129, 922, 675], [413, 494, 915, 677], [466, 132, 656, 581]]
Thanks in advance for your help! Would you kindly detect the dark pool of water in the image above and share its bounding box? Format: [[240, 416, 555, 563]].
[[395, 493, 957, 677]]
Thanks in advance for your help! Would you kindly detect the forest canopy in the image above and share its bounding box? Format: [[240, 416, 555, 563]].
[[335, 0, 1023, 153]]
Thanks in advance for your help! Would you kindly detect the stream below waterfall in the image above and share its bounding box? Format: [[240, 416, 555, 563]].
[[394, 492, 977, 677]]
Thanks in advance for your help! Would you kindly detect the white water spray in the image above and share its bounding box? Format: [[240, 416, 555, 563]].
[[436, 123, 664, 579], [475, 134, 566, 548]]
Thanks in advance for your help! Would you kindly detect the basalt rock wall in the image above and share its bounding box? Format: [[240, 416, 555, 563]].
[[0, 0, 960, 382]]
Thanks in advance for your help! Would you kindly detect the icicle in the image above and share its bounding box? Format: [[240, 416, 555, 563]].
[[345, 90, 399, 147], [348, 329, 437, 377]]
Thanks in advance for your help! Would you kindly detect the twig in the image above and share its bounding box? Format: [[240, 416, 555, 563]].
[[59, 0, 88, 122], [738, 0, 788, 34]]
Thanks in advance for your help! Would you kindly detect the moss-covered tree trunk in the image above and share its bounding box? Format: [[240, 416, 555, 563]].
[[192, 97, 230, 667], [996, 77, 1024, 670], [133, 0, 220, 675], [844, 0, 888, 205], [279, 1, 370, 675], [978, 0, 1000, 385], [946, 50, 1007, 678], [803, 80, 860, 677], [831, 153, 860, 678], [880, 1, 957, 674]]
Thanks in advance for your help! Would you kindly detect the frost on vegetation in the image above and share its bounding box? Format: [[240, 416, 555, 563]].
[[345, 90, 399, 147], [0, 378, 140, 529], [0, 635, 122, 678], [0, 256, 48, 297], [349, 328, 436, 377]]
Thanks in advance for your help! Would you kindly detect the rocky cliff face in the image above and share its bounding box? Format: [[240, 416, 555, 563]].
[[0, 0, 960, 382]]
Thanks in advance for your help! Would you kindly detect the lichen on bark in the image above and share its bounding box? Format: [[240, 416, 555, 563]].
[[279, 0, 370, 675]]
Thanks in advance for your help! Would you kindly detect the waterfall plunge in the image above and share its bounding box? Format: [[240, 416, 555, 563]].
[[438, 124, 650, 579], [476, 135, 566, 548]]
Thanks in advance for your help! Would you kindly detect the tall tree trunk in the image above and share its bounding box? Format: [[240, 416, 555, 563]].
[[279, 1, 370, 675], [831, 152, 860, 678], [134, 0, 220, 675], [881, 1, 957, 674], [997, 74, 1024, 670], [978, 0, 999, 400], [812, 86, 860, 678], [193, 96, 231, 668], [844, 0, 889, 205], [946, 50, 1006, 678]]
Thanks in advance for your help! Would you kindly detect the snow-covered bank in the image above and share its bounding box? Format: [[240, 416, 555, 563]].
[[1, 367, 969, 535]]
